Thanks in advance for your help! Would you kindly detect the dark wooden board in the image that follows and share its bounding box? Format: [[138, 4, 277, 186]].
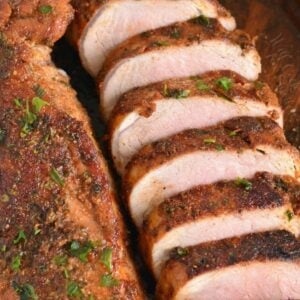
[[52, 1, 300, 297]]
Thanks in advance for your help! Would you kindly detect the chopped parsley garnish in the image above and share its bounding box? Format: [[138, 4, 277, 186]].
[[285, 210, 294, 222], [101, 247, 113, 272], [203, 138, 216, 144], [33, 85, 45, 98], [152, 40, 169, 47], [14, 230, 27, 244], [39, 5, 53, 14], [275, 178, 288, 192], [229, 129, 239, 137], [163, 85, 190, 99], [1, 244, 6, 252], [34, 228, 41, 236], [50, 167, 65, 187], [215, 144, 225, 151], [14, 98, 23, 108], [0, 128, 5, 144], [254, 81, 264, 90], [193, 15, 211, 27], [176, 247, 189, 257], [1, 194, 9, 202], [21, 100, 38, 137], [11, 255, 21, 271], [170, 28, 181, 39], [235, 177, 253, 191], [70, 240, 95, 263], [100, 274, 119, 288], [12, 282, 38, 300], [216, 77, 233, 91], [32, 97, 49, 113], [53, 255, 68, 267], [196, 80, 210, 91], [67, 281, 83, 298]]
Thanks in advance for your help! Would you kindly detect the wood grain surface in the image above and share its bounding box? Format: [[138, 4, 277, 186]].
[[221, 0, 300, 149]]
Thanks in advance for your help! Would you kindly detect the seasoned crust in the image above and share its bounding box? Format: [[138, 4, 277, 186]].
[[0, 0, 73, 45], [109, 70, 280, 123], [0, 39, 143, 298], [98, 17, 256, 85], [123, 116, 299, 193], [157, 230, 300, 299], [141, 173, 300, 273]]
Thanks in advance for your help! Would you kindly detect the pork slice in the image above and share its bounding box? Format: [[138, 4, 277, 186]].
[[124, 117, 300, 227], [110, 71, 282, 174], [70, 0, 236, 76], [156, 230, 300, 300], [141, 173, 300, 278], [99, 19, 261, 120]]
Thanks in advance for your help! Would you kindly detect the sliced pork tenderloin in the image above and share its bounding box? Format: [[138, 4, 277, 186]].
[[99, 18, 261, 119], [70, 0, 236, 76], [141, 172, 300, 278], [124, 117, 300, 227], [110, 71, 282, 174], [157, 230, 300, 300]]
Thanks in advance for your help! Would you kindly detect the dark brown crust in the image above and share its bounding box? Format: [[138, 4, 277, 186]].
[[0, 38, 143, 298], [0, 0, 73, 45], [156, 230, 300, 299], [124, 117, 298, 195], [141, 173, 300, 268], [109, 71, 280, 131], [69, 0, 233, 49], [98, 17, 256, 86]]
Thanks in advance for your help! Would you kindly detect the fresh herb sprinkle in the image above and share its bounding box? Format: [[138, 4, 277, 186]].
[[14, 230, 27, 244], [100, 274, 119, 288], [39, 5, 53, 14], [216, 77, 233, 91], [101, 247, 113, 272], [50, 167, 65, 187], [235, 177, 253, 191]]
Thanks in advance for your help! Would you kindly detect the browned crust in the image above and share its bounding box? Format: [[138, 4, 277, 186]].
[[156, 230, 300, 299], [0, 38, 143, 298], [98, 17, 255, 85], [109, 70, 280, 133], [123, 117, 298, 195], [0, 0, 74, 45], [141, 173, 300, 269], [68, 0, 234, 49]]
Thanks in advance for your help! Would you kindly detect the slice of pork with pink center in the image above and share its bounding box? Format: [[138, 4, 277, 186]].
[[99, 19, 260, 120], [124, 117, 300, 227], [110, 71, 282, 174]]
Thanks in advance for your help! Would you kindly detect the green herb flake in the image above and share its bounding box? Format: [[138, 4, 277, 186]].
[[11, 255, 21, 271], [50, 167, 65, 187], [67, 281, 83, 298], [39, 5, 53, 14], [34, 228, 41, 236], [229, 130, 239, 137], [163, 87, 190, 99], [101, 247, 113, 272], [235, 177, 253, 191], [32, 97, 49, 113], [203, 138, 216, 144], [21, 100, 37, 137], [194, 15, 211, 27], [70, 240, 95, 263], [196, 80, 210, 91], [0, 128, 5, 144], [254, 81, 265, 90], [12, 282, 38, 300], [152, 40, 169, 47], [176, 247, 189, 257], [14, 230, 27, 244], [53, 255, 68, 267], [215, 144, 225, 152], [1, 194, 9, 203], [285, 210, 294, 222], [1, 244, 7, 252], [100, 274, 119, 288], [170, 28, 181, 39], [216, 77, 233, 92], [33, 85, 45, 98], [14, 98, 23, 108]]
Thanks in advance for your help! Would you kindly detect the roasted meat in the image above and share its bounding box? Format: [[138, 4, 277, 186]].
[[0, 30, 143, 300], [98, 18, 261, 119], [124, 117, 300, 227], [69, 0, 236, 76], [141, 173, 300, 278], [157, 230, 300, 300], [109, 71, 282, 174]]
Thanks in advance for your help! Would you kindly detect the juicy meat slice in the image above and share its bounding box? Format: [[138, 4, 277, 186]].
[[99, 18, 261, 120], [110, 71, 282, 174], [69, 0, 236, 76], [156, 230, 300, 300], [0, 0, 73, 45], [0, 39, 143, 299], [141, 173, 300, 278], [124, 117, 300, 227]]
